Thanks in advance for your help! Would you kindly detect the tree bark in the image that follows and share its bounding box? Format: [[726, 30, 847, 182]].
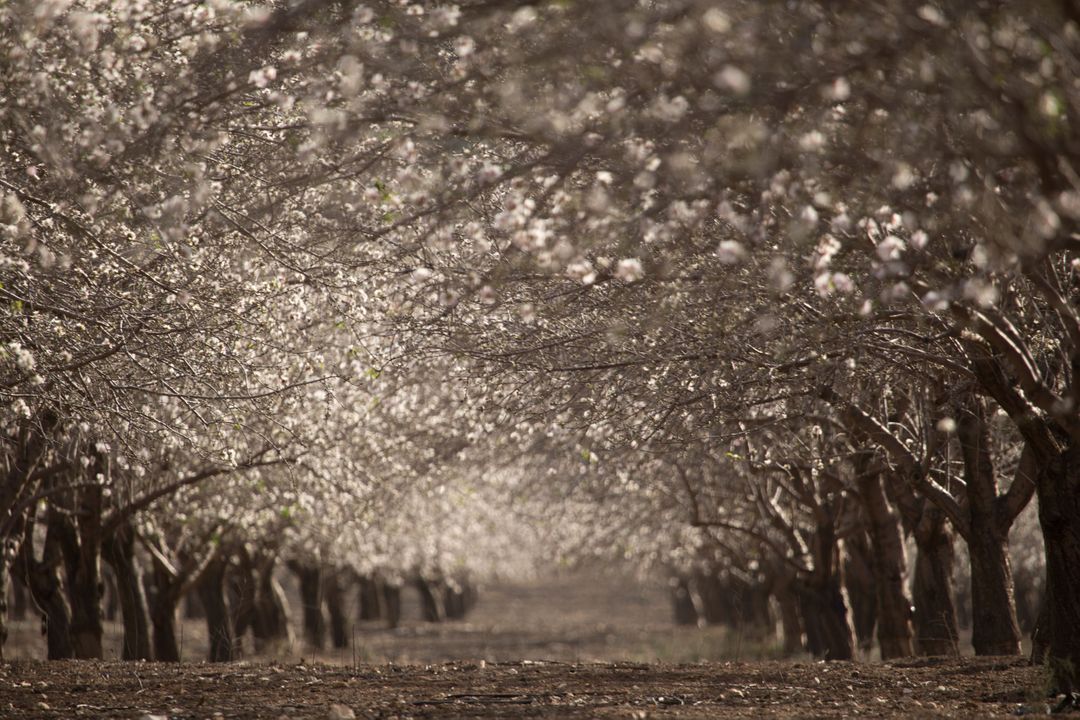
[[956, 398, 1023, 655], [1031, 579, 1051, 665], [768, 564, 803, 657], [855, 467, 914, 659], [253, 557, 290, 650], [695, 572, 733, 627], [11, 574, 28, 621], [16, 512, 74, 660], [968, 530, 1022, 655], [289, 561, 325, 649], [56, 484, 104, 660], [148, 563, 181, 662], [800, 519, 854, 661], [228, 552, 257, 653], [357, 574, 383, 621], [322, 570, 349, 649], [843, 531, 877, 654], [1036, 445, 1080, 694], [101, 521, 152, 661], [912, 507, 959, 656], [796, 578, 853, 660], [0, 558, 9, 660], [670, 576, 700, 626], [415, 575, 445, 623], [102, 565, 119, 622], [383, 582, 402, 629], [197, 555, 235, 662]]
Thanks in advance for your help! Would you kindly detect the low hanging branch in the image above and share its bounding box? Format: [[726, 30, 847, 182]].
[[818, 384, 970, 540]]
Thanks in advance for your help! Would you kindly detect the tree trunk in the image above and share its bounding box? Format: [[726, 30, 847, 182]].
[[1011, 560, 1043, 636], [150, 601, 180, 662], [855, 466, 914, 659], [956, 398, 1023, 655], [796, 579, 853, 660], [11, 574, 28, 620], [357, 575, 383, 621], [968, 529, 1022, 655], [289, 562, 325, 649], [56, 484, 104, 660], [253, 558, 290, 650], [737, 579, 775, 637], [0, 559, 8, 660], [148, 564, 181, 662], [1037, 445, 1080, 694], [383, 582, 402, 629], [800, 513, 854, 661], [197, 555, 235, 662], [912, 507, 959, 656], [31, 570, 74, 661], [16, 517, 74, 660], [695, 572, 734, 627], [101, 521, 152, 661], [443, 577, 475, 621], [229, 550, 257, 653], [843, 531, 877, 654], [670, 576, 699, 626], [322, 571, 349, 649], [102, 566, 119, 622], [1031, 580, 1051, 665], [768, 565, 803, 657], [17, 552, 72, 660], [184, 592, 205, 620], [415, 575, 445, 623]]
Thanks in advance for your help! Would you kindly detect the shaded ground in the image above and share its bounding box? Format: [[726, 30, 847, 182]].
[[4, 570, 774, 664], [1, 570, 1056, 717], [0, 656, 1048, 718]]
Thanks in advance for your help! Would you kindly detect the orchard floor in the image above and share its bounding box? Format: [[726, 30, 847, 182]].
[[0, 570, 1056, 718], [0, 656, 1050, 719]]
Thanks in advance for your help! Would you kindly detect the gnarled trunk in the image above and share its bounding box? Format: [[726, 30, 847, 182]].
[[254, 558, 290, 650], [357, 574, 383, 621], [695, 572, 740, 628], [56, 484, 104, 660], [197, 555, 235, 662], [229, 553, 257, 650], [797, 577, 853, 660], [1037, 444, 1080, 694], [855, 464, 914, 659], [322, 571, 349, 649], [148, 563, 181, 662], [289, 561, 325, 649], [956, 399, 1023, 655], [0, 558, 10, 659], [102, 521, 152, 661], [16, 513, 74, 660], [968, 529, 1022, 655], [912, 507, 959, 656], [1031, 581, 1051, 665], [670, 576, 700, 626], [383, 582, 402, 628], [800, 520, 854, 661], [843, 531, 877, 654], [767, 563, 803, 657], [443, 579, 473, 621], [415, 575, 445, 623]]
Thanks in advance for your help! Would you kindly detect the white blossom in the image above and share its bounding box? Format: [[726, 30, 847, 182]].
[[614, 258, 644, 283]]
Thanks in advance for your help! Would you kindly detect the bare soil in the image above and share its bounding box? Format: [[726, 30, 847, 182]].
[[0, 570, 1059, 718], [0, 655, 1049, 719]]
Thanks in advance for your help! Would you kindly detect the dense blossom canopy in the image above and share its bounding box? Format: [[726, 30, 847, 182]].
[[3, 0, 1080, 687]]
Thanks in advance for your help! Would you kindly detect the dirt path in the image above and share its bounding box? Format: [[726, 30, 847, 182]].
[[0, 571, 1055, 717], [0, 656, 1047, 719]]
